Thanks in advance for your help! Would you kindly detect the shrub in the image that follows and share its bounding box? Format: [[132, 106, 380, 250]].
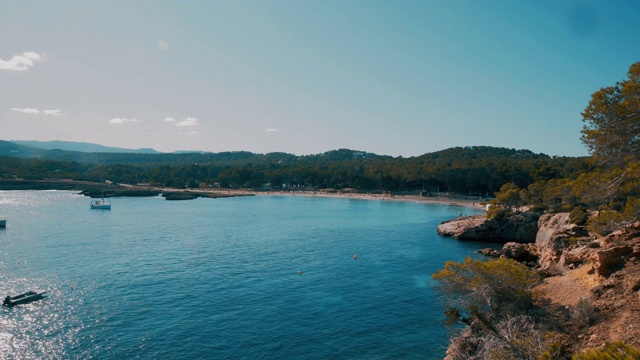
[[572, 341, 640, 359], [588, 210, 625, 236], [569, 206, 589, 225], [560, 203, 574, 212], [447, 316, 564, 360], [571, 298, 597, 327], [487, 205, 507, 219], [432, 257, 540, 319]]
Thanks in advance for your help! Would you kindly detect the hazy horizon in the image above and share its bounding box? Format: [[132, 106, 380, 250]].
[[2, 1, 639, 157], [5, 138, 587, 158]]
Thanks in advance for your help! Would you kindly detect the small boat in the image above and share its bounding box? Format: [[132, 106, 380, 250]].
[[3, 290, 47, 307], [0, 219, 6, 229], [91, 177, 111, 210], [90, 199, 111, 210]]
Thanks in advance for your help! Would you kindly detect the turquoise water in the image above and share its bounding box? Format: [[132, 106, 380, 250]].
[[0, 191, 488, 359]]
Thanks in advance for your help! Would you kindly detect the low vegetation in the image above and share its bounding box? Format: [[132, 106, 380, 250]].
[[432, 258, 565, 359], [435, 61, 640, 358], [572, 341, 640, 360]]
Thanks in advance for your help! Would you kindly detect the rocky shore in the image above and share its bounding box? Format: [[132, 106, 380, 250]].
[[162, 191, 254, 200], [437, 212, 540, 243], [0, 178, 253, 201], [438, 212, 640, 355]]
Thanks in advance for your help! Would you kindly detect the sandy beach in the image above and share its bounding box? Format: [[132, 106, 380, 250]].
[[248, 190, 487, 210]]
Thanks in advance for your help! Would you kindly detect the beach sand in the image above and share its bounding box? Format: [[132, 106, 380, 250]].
[[249, 190, 486, 210]]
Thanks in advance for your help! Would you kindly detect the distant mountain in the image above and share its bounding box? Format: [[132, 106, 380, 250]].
[[0, 140, 49, 158], [172, 150, 210, 154], [10, 140, 160, 154]]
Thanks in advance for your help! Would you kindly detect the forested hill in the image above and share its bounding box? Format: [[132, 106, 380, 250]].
[[0, 140, 389, 165], [0, 140, 589, 194]]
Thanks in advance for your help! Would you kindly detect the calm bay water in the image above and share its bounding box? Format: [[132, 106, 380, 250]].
[[0, 191, 489, 359]]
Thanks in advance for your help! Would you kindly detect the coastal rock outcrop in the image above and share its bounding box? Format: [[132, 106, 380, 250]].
[[437, 213, 540, 243], [535, 213, 590, 274], [589, 222, 640, 277], [162, 191, 255, 200], [501, 242, 539, 264], [443, 215, 640, 356]]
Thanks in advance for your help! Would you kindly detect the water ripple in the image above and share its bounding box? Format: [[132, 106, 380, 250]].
[[0, 191, 489, 359]]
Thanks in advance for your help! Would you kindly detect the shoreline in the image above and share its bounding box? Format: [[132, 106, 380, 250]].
[[0, 178, 486, 210], [250, 190, 486, 210]]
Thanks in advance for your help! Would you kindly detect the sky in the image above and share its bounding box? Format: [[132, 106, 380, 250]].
[[1, 0, 639, 157]]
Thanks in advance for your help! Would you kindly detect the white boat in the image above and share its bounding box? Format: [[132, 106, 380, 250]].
[[0, 219, 5, 228], [90, 199, 111, 210], [90, 178, 111, 210]]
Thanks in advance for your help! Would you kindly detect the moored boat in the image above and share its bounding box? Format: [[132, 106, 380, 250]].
[[90, 200, 111, 210], [3, 290, 47, 307], [91, 177, 111, 210]]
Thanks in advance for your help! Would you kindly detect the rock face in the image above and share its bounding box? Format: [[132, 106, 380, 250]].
[[437, 215, 487, 238], [590, 222, 640, 276], [501, 242, 539, 264], [535, 213, 589, 274], [443, 215, 640, 356], [437, 213, 540, 243]]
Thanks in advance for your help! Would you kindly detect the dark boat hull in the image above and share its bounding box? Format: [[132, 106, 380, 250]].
[[3, 291, 47, 307]]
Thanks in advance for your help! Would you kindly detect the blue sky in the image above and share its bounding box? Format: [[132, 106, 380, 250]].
[[1, 1, 639, 157]]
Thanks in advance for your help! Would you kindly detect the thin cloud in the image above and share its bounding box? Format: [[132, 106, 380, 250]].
[[177, 117, 199, 127], [44, 109, 61, 115], [11, 107, 40, 114], [109, 117, 139, 124], [178, 130, 198, 135], [266, 128, 279, 133], [0, 51, 44, 71], [164, 117, 176, 122], [158, 40, 169, 51]]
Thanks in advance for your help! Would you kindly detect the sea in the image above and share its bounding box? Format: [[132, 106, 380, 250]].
[[0, 190, 493, 360]]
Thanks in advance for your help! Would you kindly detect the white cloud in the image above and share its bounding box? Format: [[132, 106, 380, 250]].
[[177, 117, 199, 127], [10, 107, 63, 115], [164, 117, 176, 122], [266, 128, 279, 133], [158, 41, 169, 51], [178, 130, 198, 135], [109, 117, 139, 124], [0, 51, 44, 71], [11, 107, 40, 114]]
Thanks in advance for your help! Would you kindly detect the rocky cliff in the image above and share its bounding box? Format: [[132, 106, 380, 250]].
[[441, 212, 640, 355], [437, 212, 540, 243], [534, 220, 640, 353]]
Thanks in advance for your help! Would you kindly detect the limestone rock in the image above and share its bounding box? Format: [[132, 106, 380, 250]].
[[437, 213, 540, 243], [601, 221, 640, 245], [501, 242, 539, 263], [437, 215, 487, 238], [591, 245, 632, 276], [561, 246, 593, 267], [535, 213, 579, 274], [477, 247, 501, 257]]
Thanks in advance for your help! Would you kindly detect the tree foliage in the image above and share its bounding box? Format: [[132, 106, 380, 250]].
[[581, 61, 640, 167], [569, 205, 588, 226], [492, 183, 523, 212], [0, 145, 589, 195], [432, 258, 559, 359], [432, 257, 540, 320]]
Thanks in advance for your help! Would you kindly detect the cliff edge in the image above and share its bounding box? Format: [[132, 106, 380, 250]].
[[437, 212, 540, 243], [439, 212, 640, 355]]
